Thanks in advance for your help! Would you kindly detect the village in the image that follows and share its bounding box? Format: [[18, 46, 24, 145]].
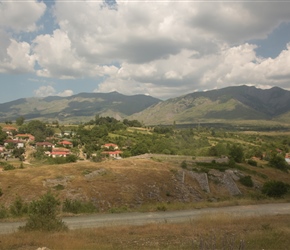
[[0, 125, 123, 163]]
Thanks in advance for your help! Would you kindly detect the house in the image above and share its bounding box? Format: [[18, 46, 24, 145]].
[[103, 143, 119, 150], [285, 153, 290, 165], [49, 147, 71, 158], [4, 139, 24, 148], [15, 134, 35, 141], [102, 150, 122, 159], [59, 140, 73, 147], [2, 126, 17, 135], [36, 142, 54, 148]]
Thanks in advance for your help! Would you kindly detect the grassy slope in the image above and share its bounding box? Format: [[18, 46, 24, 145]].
[[1, 157, 289, 212]]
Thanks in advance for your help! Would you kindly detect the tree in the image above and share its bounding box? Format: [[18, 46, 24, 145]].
[[16, 116, 25, 126], [229, 144, 244, 163], [20, 192, 67, 231], [0, 127, 7, 144], [269, 154, 288, 171], [262, 181, 288, 198]]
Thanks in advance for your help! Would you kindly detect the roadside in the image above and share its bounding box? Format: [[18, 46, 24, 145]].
[[1, 202, 289, 234]]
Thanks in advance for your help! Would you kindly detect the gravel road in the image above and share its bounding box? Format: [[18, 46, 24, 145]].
[[1, 203, 289, 234]]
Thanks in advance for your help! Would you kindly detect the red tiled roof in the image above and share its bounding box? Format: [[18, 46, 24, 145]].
[[60, 140, 73, 145], [102, 150, 123, 154], [51, 151, 70, 155], [52, 147, 70, 152], [36, 142, 53, 146], [3, 126, 17, 131], [104, 143, 118, 147], [16, 134, 35, 140], [4, 139, 23, 144]]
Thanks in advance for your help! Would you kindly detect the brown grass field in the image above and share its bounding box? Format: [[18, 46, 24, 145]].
[[1, 156, 290, 249], [1, 214, 290, 249]]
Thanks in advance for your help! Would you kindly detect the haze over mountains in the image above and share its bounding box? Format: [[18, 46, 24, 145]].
[[1, 85, 290, 125]]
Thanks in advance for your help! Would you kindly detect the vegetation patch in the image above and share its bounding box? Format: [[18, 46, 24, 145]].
[[239, 175, 254, 187]]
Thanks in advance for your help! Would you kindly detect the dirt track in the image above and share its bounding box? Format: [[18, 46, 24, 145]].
[[1, 202, 289, 234]]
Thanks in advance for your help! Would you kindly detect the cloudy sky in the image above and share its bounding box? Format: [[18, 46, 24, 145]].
[[1, 0, 290, 103]]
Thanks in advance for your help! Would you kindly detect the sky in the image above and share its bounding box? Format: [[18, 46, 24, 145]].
[[1, 0, 290, 103]]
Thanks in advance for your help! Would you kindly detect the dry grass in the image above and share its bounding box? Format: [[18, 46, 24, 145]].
[[1, 157, 290, 212], [1, 214, 290, 249]]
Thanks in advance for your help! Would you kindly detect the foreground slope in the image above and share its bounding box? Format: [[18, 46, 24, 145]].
[[1, 156, 289, 211]]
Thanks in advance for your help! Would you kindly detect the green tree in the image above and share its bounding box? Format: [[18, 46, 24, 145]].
[[20, 192, 67, 231], [229, 144, 244, 163], [16, 116, 25, 126], [262, 181, 288, 198], [0, 127, 7, 144], [269, 154, 288, 171]]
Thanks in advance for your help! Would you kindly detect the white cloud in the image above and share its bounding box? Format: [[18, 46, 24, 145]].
[[0, 0, 45, 74], [0, 0, 46, 32], [34, 85, 74, 98], [0, 39, 35, 73], [34, 85, 56, 97], [2, 1, 290, 99], [58, 90, 74, 97]]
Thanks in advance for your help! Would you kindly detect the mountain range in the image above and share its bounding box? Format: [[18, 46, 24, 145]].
[[1, 85, 290, 125]]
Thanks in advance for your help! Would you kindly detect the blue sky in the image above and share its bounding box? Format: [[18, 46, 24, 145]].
[[1, 1, 290, 103]]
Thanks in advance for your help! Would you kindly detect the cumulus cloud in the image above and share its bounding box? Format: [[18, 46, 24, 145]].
[[0, 0, 45, 74], [2, 1, 290, 99], [34, 85, 56, 97], [34, 85, 73, 98], [0, 0, 46, 32]]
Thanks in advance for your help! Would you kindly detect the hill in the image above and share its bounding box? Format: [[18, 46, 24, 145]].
[[0, 92, 161, 123], [2, 85, 290, 125], [130, 85, 290, 125], [1, 156, 289, 212]]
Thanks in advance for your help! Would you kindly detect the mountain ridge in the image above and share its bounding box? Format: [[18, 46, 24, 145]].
[[129, 85, 290, 125], [1, 85, 290, 124]]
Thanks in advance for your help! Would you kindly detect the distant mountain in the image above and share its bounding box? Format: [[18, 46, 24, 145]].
[[129, 85, 290, 125], [0, 92, 161, 123]]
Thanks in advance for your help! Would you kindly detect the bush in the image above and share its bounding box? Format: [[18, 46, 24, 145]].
[[0, 205, 8, 219], [262, 181, 288, 198], [239, 175, 254, 187], [63, 199, 97, 214], [180, 160, 187, 169], [3, 164, 15, 171], [269, 154, 289, 171], [9, 196, 28, 217], [247, 159, 257, 167], [20, 192, 67, 231]]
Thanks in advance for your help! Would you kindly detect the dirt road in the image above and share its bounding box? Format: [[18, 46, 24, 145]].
[[1, 203, 289, 234]]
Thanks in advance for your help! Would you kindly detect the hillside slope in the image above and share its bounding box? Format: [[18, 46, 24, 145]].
[[1, 157, 288, 212], [130, 85, 290, 125], [0, 92, 161, 123]]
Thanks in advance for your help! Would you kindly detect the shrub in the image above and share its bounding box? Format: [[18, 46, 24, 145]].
[[9, 196, 28, 217], [239, 175, 254, 187], [0, 188, 3, 197], [20, 192, 67, 231], [63, 199, 97, 214], [3, 164, 15, 171], [262, 181, 288, 198], [181, 160, 187, 169], [269, 154, 289, 171], [0, 205, 8, 219], [247, 159, 257, 167]]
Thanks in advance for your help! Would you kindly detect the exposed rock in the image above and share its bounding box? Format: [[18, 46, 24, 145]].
[[188, 172, 210, 193], [84, 168, 107, 179]]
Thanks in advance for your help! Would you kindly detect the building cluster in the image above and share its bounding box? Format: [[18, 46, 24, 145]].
[[0, 126, 122, 161]]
